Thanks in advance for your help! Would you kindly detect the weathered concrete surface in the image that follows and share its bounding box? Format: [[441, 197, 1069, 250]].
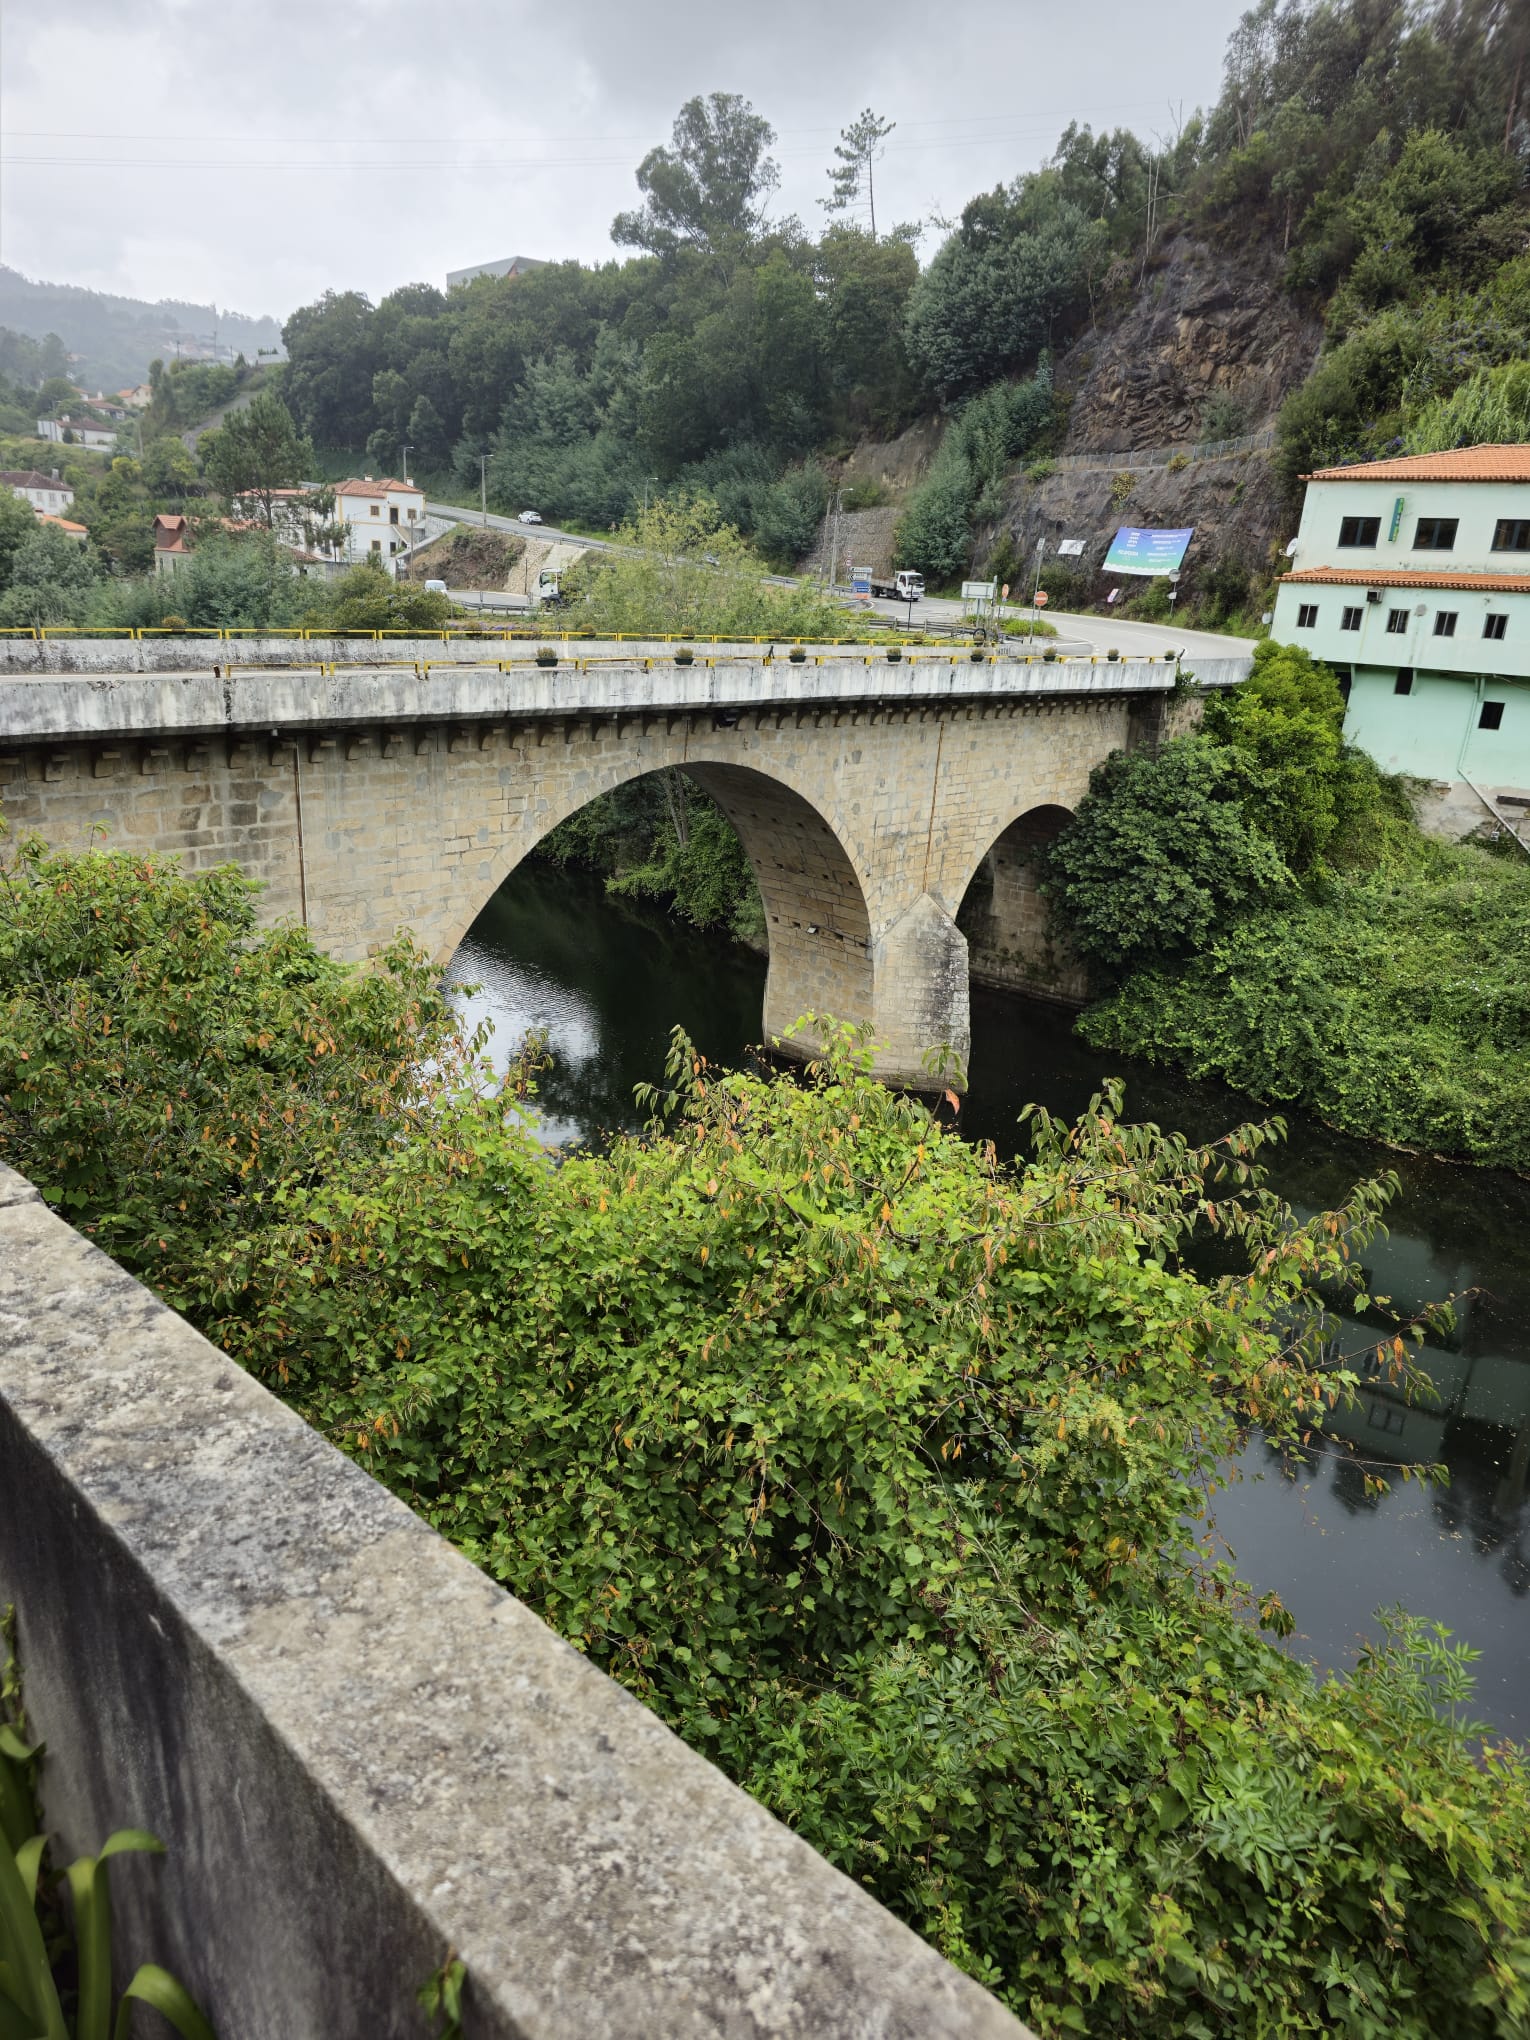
[[0, 649, 1249, 743], [0, 1164, 1033, 2040]]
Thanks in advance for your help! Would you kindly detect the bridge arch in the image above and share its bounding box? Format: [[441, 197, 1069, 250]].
[[954, 803, 1087, 1007], [437, 751, 873, 1066]]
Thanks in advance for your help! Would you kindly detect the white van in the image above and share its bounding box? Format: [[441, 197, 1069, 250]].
[[424, 578, 448, 595]]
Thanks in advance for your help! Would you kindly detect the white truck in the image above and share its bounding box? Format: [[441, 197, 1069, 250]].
[[853, 567, 924, 602], [534, 567, 567, 607]]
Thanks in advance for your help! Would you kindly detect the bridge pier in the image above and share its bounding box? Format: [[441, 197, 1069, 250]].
[[869, 893, 971, 1089]]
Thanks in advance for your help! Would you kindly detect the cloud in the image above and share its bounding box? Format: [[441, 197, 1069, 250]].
[[0, 0, 1235, 319]]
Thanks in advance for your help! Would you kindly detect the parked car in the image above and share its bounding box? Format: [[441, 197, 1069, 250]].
[[518, 509, 543, 524], [424, 578, 448, 595]]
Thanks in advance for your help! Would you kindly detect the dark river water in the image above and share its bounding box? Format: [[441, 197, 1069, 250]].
[[448, 859, 1530, 1739]]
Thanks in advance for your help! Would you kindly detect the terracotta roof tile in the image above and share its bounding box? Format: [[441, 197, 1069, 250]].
[[1, 470, 71, 491], [1281, 566, 1530, 593], [333, 476, 421, 497], [1304, 443, 1530, 483]]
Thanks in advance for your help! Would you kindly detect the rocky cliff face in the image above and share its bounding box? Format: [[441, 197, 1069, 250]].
[[981, 236, 1322, 587], [1057, 234, 1322, 454]]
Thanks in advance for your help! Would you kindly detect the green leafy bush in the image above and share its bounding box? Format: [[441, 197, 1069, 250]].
[[1080, 852, 1530, 1172], [1042, 735, 1293, 978], [4, 847, 1530, 2034]]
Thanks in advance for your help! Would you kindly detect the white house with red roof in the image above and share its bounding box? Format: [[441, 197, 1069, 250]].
[[1272, 444, 1530, 839], [329, 476, 425, 574]]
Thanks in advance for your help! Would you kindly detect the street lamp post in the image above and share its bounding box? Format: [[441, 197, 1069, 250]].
[[479, 453, 489, 527], [642, 475, 658, 516], [401, 443, 412, 483]]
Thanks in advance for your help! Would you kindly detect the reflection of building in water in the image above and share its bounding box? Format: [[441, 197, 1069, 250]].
[[1315, 1267, 1530, 1590]]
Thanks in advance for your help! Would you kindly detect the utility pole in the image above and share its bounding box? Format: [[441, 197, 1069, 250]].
[[643, 474, 658, 516], [479, 453, 489, 527], [827, 487, 843, 592], [401, 443, 412, 482]]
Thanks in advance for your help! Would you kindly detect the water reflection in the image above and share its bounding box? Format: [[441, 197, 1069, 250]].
[[448, 862, 1530, 1735]]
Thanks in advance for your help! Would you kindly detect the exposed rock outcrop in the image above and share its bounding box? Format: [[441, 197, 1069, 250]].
[[1057, 235, 1322, 453]]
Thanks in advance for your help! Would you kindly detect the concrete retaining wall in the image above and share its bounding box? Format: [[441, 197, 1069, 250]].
[[0, 1163, 1030, 2039]]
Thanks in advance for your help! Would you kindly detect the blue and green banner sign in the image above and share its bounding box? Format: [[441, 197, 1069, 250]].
[[1103, 526, 1194, 576]]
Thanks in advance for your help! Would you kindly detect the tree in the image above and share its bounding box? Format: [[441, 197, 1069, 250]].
[[0, 525, 101, 626], [34, 376, 76, 417], [141, 435, 199, 499], [1042, 735, 1293, 977], [612, 93, 780, 261], [201, 392, 314, 525], [821, 109, 896, 240], [0, 490, 39, 590]]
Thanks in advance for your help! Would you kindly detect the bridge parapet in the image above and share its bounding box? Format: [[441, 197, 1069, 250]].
[[0, 649, 1250, 746], [0, 1161, 1031, 2039]]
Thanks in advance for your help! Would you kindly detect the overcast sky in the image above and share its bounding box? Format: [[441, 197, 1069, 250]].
[[0, 0, 1241, 322]]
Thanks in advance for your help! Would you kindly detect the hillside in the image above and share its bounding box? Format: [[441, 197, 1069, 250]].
[[268, 0, 1526, 624], [0, 267, 284, 388]]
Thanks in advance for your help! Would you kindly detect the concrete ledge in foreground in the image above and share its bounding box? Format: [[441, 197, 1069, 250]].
[[0, 1164, 1032, 2040]]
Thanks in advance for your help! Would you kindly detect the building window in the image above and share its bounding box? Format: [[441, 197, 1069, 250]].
[[1386, 608, 1408, 633], [1341, 605, 1363, 630], [1480, 700, 1505, 730], [1394, 670, 1413, 695], [1484, 613, 1508, 641], [1296, 603, 1319, 628], [370, 537, 381, 552], [389, 506, 399, 524], [369, 503, 380, 517], [1337, 516, 1380, 547], [1491, 518, 1530, 552], [1414, 517, 1458, 550], [1433, 611, 1458, 637]]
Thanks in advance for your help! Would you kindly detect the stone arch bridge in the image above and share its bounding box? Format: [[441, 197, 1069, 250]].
[[0, 643, 1243, 1084]]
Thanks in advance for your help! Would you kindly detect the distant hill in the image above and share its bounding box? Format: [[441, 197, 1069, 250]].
[[0, 268, 284, 389]]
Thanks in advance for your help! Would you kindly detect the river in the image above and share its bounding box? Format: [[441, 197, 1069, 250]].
[[448, 859, 1530, 1738]]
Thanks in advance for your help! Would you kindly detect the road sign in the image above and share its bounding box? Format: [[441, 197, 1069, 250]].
[[1057, 538, 1085, 557], [961, 580, 997, 600], [1034, 590, 1049, 606]]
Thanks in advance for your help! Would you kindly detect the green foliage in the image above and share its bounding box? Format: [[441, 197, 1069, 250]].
[[1043, 735, 1294, 978], [316, 557, 452, 633], [1046, 641, 1522, 1165], [4, 847, 1530, 2033], [0, 491, 40, 592], [1405, 359, 1530, 455], [0, 526, 102, 627], [567, 495, 844, 637], [896, 366, 1053, 580], [201, 392, 313, 523], [1276, 256, 1530, 488], [0, 1646, 214, 2040], [0, 840, 460, 1288], [539, 773, 764, 942], [101, 533, 310, 633], [611, 93, 780, 260], [1080, 846, 1530, 1172]]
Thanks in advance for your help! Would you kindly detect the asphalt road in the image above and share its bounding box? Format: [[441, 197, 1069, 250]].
[[424, 504, 1253, 659]]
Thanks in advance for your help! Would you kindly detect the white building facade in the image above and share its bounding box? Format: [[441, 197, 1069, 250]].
[[1271, 444, 1530, 842], [330, 477, 426, 575], [0, 470, 75, 517], [36, 417, 117, 452]]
